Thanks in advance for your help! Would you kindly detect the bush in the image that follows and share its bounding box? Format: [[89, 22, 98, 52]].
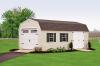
[[69, 42, 73, 50], [88, 42, 91, 49], [88, 42, 95, 50], [34, 47, 42, 52], [56, 47, 66, 52], [62, 47, 66, 52], [47, 47, 66, 53], [47, 48, 57, 53]]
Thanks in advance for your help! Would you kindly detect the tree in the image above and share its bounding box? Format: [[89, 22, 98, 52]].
[[2, 7, 35, 38], [0, 23, 2, 38]]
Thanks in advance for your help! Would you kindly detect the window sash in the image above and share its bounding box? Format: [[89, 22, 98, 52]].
[[31, 30, 37, 33], [60, 33, 68, 42], [47, 33, 56, 42], [22, 30, 28, 33]]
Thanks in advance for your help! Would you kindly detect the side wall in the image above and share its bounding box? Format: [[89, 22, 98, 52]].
[[40, 31, 73, 51], [84, 32, 89, 49], [40, 31, 89, 51]]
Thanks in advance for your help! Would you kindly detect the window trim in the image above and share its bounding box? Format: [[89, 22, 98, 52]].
[[60, 33, 68, 42], [47, 33, 56, 42], [31, 30, 37, 33], [22, 30, 29, 33]]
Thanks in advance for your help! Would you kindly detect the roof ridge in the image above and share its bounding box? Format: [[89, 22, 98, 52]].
[[30, 18, 83, 24], [29, 18, 89, 31]]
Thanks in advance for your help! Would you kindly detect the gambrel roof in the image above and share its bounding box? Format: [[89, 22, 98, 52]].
[[31, 18, 89, 31]]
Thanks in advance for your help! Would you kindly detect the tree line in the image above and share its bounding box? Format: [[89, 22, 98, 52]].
[[0, 7, 35, 38]]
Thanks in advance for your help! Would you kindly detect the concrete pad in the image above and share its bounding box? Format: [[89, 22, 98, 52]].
[[14, 49, 33, 53], [76, 49, 92, 52]]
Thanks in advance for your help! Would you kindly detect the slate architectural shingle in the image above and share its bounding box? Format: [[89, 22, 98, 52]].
[[33, 19, 89, 31]]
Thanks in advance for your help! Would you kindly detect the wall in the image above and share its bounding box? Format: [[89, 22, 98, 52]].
[[40, 31, 89, 51], [40, 31, 73, 51], [19, 19, 41, 49], [84, 32, 89, 49]]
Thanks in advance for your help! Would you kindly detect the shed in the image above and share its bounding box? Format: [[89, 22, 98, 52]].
[[19, 18, 89, 51]]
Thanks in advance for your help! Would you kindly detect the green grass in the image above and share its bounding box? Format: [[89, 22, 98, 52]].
[[0, 39, 100, 66], [0, 39, 18, 53]]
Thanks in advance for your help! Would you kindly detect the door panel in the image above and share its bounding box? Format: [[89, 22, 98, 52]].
[[73, 32, 84, 49], [20, 29, 38, 49]]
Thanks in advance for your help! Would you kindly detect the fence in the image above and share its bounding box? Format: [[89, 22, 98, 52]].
[[0, 38, 18, 40], [89, 37, 100, 40]]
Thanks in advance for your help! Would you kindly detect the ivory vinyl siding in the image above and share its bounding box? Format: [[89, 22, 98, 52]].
[[19, 19, 42, 50], [40, 31, 89, 51], [40, 31, 72, 51], [83, 32, 89, 49]]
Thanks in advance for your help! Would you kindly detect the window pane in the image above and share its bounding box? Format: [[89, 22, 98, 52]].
[[22, 30, 28, 33], [50, 38, 53, 42], [47, 33, 56, 42], [61, 34, 65, 37], [31, 30, 37, 33], [60, 33, 68, 42], [49, 33, 53, 37]]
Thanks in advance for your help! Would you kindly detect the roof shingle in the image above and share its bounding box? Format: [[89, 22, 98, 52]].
[[32, 18, 89, 31]]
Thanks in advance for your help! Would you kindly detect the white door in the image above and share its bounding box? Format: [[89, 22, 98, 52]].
[[73, 32, 84, 49], [20, 29, 38, 49]]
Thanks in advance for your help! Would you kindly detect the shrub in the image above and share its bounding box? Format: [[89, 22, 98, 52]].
[[34, 47, 42, 52], [47, 47, 66, 53], [69, 42, 73, 50], [88, 42, 95, 50], [56, 47, 66, 52], [88, 42, 91, 49], [62, 47, 66, 52], [47, 48, 57, 53]]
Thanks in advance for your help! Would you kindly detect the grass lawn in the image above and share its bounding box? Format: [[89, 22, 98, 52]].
[[0, 39, 100, 66]]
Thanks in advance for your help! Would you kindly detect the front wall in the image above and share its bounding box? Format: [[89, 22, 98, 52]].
[[19, 19, 42, 50], [40, 31, 73, 51]]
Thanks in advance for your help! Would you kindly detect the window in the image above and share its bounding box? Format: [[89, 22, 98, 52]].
[[47, 33, 56, 42], [22, 30, 28, 33], [31, 30, 37, 33], [60, 33, 68, 42]]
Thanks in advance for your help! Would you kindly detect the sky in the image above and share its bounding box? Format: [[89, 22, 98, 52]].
[[0, 0, 100, 31]]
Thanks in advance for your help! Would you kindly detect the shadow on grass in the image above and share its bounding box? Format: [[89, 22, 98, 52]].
[[9, 49, 19, 52]]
